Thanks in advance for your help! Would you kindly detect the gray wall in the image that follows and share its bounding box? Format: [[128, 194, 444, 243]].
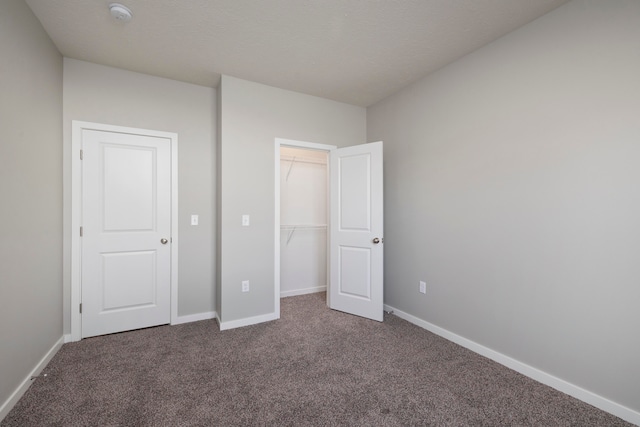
[[0, 0, 63, 409], [218, 75, 366, 322], [367, 0, 640, 414], [63, 59, 216, 330]]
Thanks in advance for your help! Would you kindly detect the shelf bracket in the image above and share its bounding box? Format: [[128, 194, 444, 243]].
[[286, 226, 297, 244], [285, 156, 297, 181]]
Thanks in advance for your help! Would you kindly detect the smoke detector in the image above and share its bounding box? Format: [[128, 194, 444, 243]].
[[109, 3, 133, 22]]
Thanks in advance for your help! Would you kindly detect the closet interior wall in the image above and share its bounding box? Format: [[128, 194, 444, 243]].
[[280, 146, 328, 297]]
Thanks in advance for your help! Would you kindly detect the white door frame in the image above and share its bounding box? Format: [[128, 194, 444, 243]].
[[274, 138, 336, 318], [71, 121, 179, 342]]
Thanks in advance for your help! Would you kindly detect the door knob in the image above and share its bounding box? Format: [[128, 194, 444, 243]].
[[372, 237, 381, 244], [160, 238, 168, 245]]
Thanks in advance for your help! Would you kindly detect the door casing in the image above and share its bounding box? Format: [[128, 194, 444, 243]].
[[71, 121, 179, 342]]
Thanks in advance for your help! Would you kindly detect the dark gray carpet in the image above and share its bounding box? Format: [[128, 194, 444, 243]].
[[2, 293, 632, 426]]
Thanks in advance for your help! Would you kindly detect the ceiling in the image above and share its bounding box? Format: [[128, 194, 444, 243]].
[[25, 0, 569, 107]]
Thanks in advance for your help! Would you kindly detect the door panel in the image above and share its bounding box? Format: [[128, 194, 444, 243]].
[[103, 145, 155, 231], [338, 246, 371, 299], [101, 251, 157, 310], [82, 129, 171, 338], [338, 154, 371, 230], [329, 141, 383, 321]]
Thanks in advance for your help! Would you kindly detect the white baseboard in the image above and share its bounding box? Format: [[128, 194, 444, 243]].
[[172, 311, 217, 325], [0, 336, 64, 422], [280, 286, 326, 298], [63, 311, 218, 338], [218, 311, 279, 331], [384, 304, 640, 426]]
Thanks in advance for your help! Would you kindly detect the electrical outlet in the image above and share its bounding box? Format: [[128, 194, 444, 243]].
[[419, 281, 426, 294], [242, 280, 250, 292]]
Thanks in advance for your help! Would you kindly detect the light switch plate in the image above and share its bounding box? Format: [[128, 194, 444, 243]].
[[419, 281, 427, 294], [242, 215, 250, 226], [191, 214, 198, 226]]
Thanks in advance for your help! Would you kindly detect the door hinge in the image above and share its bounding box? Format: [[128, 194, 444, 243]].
[[80, 226, 83, 237], [80, 149, 83, 160], [79, 303, 82, 314]]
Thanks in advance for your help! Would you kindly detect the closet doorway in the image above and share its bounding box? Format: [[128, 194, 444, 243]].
[[275, 140, 335, 312], [274, 138, 385, 322]]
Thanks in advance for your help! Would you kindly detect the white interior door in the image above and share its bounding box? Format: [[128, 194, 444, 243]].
[[329, 141, 383, 321], [81, 129, 172, 338]]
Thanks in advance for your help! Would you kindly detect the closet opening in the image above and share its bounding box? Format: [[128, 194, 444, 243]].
[[275, 138, 384, 322], [274, 139, 336, 317], [280, 146, 328, 297]]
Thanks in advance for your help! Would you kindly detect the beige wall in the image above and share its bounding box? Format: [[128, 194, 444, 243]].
[[367, 0, 640, 416], [63, 59, 216, 331], [218, 76, 366, 323], [0, 0, 63, 411]]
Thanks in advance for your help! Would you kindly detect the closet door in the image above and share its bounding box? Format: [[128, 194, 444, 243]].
[[329, 141, 384, 321]]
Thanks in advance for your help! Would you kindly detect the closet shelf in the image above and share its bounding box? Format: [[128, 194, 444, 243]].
[[281, 224, 327, 244], [280, 224, 327, 230], [281, 155, 327, 166], [283, 155, 327, 181]]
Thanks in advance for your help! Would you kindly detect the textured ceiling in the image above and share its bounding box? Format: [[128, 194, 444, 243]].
[[25, 0, 569, 106]]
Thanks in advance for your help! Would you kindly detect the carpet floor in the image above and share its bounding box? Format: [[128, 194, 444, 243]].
[[2, 292, 632, 426]]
